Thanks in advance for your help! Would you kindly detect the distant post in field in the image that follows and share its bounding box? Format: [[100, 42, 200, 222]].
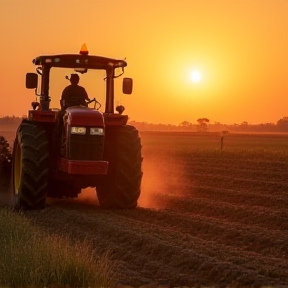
[[221, 130, 229, 150]]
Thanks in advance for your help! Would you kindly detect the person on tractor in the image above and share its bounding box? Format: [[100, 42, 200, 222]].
[[60, 73, 90, 109]]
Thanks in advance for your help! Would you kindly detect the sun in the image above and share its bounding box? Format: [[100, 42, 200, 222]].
[[190, 70, 202, 82]]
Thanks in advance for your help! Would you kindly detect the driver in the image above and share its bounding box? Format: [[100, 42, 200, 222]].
[[61, 74, 90, 109]]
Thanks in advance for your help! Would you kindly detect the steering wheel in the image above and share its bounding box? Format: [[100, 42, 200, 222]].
[[86, 98, 101, 110]]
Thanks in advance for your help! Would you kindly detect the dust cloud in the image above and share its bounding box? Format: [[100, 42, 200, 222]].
[[69, 155, 191, 211], [138, 156, 192, 210], [77, 187, 99, 205]]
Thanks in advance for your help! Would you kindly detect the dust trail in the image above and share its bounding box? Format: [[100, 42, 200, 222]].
[[138, 156, 193, 210], [77, 187, 99, 205], [62, 155, 191, 210]]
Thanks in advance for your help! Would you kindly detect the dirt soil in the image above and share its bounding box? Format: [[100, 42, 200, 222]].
[[0, 129, 288, 288]]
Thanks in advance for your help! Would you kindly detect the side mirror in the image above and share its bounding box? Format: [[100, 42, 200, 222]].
[[26, 73, 38, 89], [122, 78, 133, 94]]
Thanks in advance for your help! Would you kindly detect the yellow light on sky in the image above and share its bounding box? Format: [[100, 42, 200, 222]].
[[0, 0, 287, 125], [190, 70, 202, 83]]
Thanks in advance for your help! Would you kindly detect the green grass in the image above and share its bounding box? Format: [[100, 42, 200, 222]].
[[0, 208, 113, 288]]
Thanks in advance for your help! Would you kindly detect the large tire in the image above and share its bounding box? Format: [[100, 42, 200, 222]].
[[12, 122, 49, 210], [96, 125, 143, 208]]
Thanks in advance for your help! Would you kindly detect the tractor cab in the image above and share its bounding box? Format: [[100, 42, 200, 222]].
[[26, 44, 133, 115]]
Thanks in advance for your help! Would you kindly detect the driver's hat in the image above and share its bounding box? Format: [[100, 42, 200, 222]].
[[70, 73, 79, 80], [70, 73, 80, 83]]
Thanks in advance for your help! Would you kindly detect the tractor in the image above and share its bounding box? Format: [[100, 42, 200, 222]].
[[9, 44, 143, 210]]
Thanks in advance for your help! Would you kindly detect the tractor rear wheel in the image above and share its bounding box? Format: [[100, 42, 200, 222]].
[[96, 125, 143, 209], [12, 121, 49, 210]]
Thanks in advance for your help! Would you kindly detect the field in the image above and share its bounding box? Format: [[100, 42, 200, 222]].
[[1, 125, 288, 287]]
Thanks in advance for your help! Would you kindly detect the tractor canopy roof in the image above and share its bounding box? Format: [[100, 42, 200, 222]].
[[32, 54, 127, 70]]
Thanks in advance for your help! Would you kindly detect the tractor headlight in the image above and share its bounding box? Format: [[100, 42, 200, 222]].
[[90, 128, 104, 135], [71, 127, 86, 135]]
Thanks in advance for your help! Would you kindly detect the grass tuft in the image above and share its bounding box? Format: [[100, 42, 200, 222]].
[[0, 207, 113, 288]]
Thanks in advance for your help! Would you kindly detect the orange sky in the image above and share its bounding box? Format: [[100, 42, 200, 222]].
[[0, 0, 287, 125]]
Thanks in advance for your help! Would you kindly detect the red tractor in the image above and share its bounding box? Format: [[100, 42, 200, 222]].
[[11, 44, 143, 210]]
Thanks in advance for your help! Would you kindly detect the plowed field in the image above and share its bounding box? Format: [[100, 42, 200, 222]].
[[1, 129, 288, 287]]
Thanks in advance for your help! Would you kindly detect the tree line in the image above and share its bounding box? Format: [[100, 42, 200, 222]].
[[1, 115, 288, 133], [129, 116, 288, 133], [0, 116, 23, 125]]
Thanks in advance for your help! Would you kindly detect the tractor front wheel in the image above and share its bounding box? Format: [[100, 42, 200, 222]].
[[12, 121, 49, 210], [96, 125, 143, 209]]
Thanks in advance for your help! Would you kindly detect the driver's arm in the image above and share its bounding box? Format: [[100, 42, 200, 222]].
[[82, 87, 90, 101], [60, 87, 69, 108]]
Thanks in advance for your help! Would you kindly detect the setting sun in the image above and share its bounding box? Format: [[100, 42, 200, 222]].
[[0, 0, 287, 125], [190, 70, 202, 83]]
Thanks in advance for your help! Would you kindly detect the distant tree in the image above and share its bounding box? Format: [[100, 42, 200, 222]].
[[277, 117, 288, 131], [240, 121, 249, 132], [179, 121, 193, 130], [197, 118, 209, 132]]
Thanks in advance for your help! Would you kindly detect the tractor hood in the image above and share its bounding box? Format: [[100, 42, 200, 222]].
[[64, 107, 104, 127]]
